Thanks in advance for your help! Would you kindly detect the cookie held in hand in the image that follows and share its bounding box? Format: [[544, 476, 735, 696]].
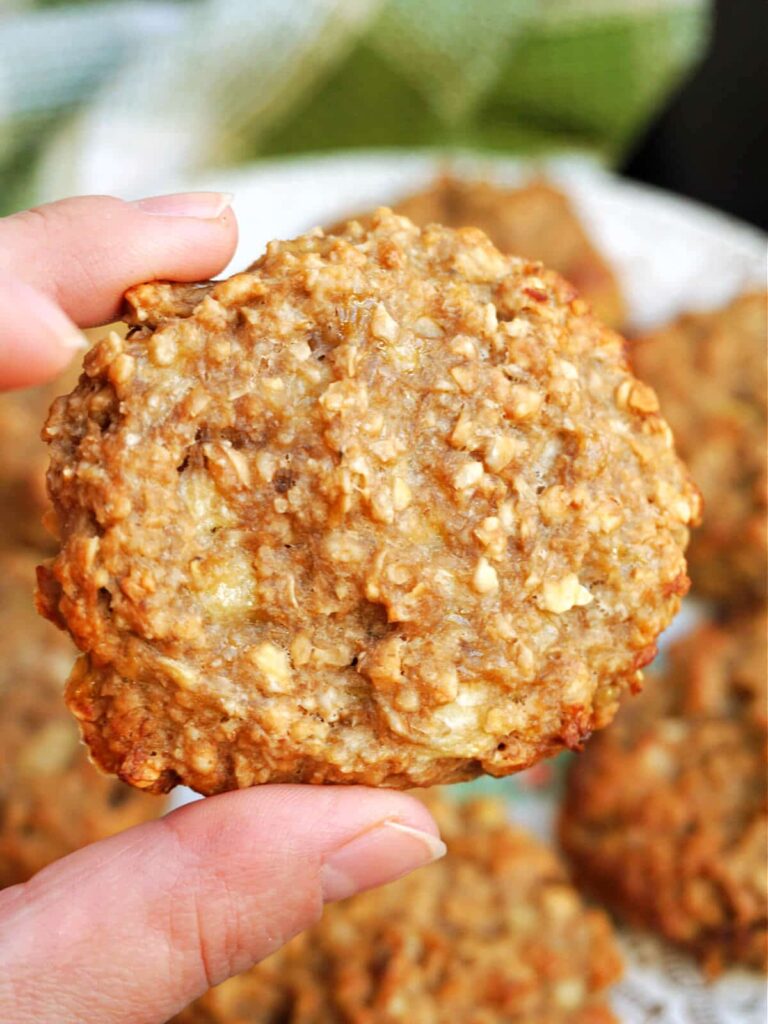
[[39, 211, 697, 794]]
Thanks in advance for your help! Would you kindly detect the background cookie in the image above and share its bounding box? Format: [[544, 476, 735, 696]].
[[330, 176, 625, 328], [631, 292, 767, 606], [40, 212, 697, 794], [0, 367, 79, 552], [174, 796, 623, 1024], [0, 325, 120, 554], [559, 613, 767, 975], [0, 550, 157, 889]]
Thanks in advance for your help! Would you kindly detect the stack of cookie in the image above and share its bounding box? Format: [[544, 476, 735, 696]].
[[0, 335, 158, 893], [560, 291, 768, 977]]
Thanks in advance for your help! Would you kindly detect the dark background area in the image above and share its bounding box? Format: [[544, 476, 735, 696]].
[[623, 0, 768, 231]]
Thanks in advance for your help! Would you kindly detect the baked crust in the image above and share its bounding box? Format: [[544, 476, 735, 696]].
[[329, 176, 625, 328], [560, 613, 768, 974], [174, 796, 623, 1024], [631, 292, 767, 605], [40, 211, 697, 794], [0, 550, 157, 889]]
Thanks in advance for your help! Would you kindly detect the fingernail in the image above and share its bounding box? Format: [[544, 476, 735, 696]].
[[60, 330, 88, 350], [133, 191, 233, 220], [320, 820, 446, 903]]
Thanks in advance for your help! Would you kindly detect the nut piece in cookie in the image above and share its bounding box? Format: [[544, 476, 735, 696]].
[[39, 211, 697, 794], [560, 613, 768, 975], [329, 176, 626, 328], [632, 292, 767, 605], [174, 796, 623, 1024], [0, 551, 157, 889]]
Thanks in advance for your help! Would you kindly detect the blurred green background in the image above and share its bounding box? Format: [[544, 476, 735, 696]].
[[0, 0, 710, 213]]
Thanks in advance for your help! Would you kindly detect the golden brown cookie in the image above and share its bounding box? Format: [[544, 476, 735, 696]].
[[39, 211, 697, 795], [0, 550, 158, 889], [631, 292, 767, 605], [174, 796, 623, 1024], [330, 176, 625, 328], [559, 612, 768, 975]]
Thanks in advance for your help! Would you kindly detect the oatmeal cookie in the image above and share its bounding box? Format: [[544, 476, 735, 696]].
[[631, 292, 767, 605], [330, 176, 625, 328], [39, 211, 698, 795], [0, 550, 157, 889], [174, 796, 622, 1024], [559, 612, 768, 974]]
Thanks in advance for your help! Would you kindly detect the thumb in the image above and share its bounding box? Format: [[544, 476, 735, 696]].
[[0, 785, 443, 1024], [0, 192, 237, 390]]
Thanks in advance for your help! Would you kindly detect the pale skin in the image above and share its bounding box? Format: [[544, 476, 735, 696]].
[[0, 193, 445, 1024]]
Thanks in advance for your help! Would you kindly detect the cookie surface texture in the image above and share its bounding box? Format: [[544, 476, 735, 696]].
[[40, 212, 697, 794], [329, 176, 626, 328]]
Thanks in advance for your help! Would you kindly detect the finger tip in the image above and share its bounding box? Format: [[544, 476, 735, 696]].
[[208, 206, 240, 274], [162, 208, 240, 284], [355, 787, 442, 838], [127, 191, 240, 282], [277, 784, 444, 847]]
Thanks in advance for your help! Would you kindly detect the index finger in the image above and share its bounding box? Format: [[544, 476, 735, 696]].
[[0, 192, 237, 328], [0, 192, 237, 389]]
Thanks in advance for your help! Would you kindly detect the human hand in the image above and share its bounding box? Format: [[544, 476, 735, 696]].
[[0, 194, 445, 1023]]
